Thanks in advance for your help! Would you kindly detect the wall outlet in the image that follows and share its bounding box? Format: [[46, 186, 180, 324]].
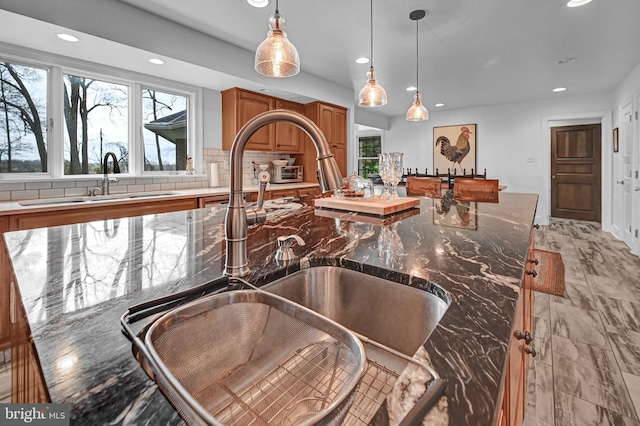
[[526, 156, 535, 163]]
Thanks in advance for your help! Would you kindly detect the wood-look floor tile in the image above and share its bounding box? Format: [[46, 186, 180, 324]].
[[532, 315, 552, 365], [623, 372, 640, 420], [609, 331, 640, 376], [586, 274, 639, 303], [552, 335, 637, 419], [550, 302, 610, 349], [552, 276, 596, 311], [554, 390, 640, 426], [595, 295, 640, 333], [573, 240, 624, 281], [534, 291, 551, 320], [526, 359, 555, 425]]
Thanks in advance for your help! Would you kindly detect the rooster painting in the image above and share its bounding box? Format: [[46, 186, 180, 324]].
[[436, 126, 473, 170]]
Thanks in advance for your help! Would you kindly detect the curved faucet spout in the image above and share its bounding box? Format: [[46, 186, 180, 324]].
[[102, 152, 120, 195], [224, 109, 344, 277]]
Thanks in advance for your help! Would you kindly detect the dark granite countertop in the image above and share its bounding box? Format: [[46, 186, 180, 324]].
[[3, 192, 538, 425]]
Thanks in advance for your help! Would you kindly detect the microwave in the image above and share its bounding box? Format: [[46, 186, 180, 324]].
[[271, 165, 304, 183]]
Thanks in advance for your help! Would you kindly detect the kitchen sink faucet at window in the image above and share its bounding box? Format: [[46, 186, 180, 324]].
[[102, 152, 120, 195]]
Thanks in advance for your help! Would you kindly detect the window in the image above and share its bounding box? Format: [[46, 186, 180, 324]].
[[357, 135, 382, 178], [142, 89, 188, 171], [0, 51, 198, 179], [63, 73, 129, 175], [0, 61, 48, 173]]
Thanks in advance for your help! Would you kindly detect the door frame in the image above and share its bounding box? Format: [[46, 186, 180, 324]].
[[540, 111, 613, 230]]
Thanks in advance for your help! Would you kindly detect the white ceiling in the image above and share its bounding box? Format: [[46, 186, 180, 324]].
[[2, 0, 640, 118]]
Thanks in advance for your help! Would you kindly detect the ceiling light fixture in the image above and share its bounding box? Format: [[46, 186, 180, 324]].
[[553, 87, 567, 92], [406, 10, 428, 121], [247, 0, 270, 8], [149, 58, 165, 65], [435, 103, 445, 107], [355, 57, 370, 64], [56, 33, 79, 42], [358, 0, 387, 107], [254, 0, 299, 78], [406, 86, 417, 91], [567, 0, 593, 7], [558, 57, 577, 64]]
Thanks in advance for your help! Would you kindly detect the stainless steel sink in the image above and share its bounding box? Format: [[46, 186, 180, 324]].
[[262, 266, 450, 355], [19, 191, 179, 206]]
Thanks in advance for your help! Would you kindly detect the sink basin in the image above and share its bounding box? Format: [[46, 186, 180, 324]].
[[262, 266, 450, 355], [19, 191, 179, 206]]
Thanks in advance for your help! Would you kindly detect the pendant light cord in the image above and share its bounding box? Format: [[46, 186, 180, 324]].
[[415, 18, 419, 92], [275, 0, 279, 14], [370, 0, 374, 70]]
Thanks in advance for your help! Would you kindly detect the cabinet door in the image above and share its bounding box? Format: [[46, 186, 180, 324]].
[[275, 100, 303, 153], [296, 186, 321, 200], [318, 103, 335, 145], [269, 189, 298, 199], [331, 145, 347, 178], [334, 107, 347, 147], [508, 294, 526, 426], [238, 90, 275, 151]]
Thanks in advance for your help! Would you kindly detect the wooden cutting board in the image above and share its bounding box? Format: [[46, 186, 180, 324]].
[[314, 196, 421, 217]]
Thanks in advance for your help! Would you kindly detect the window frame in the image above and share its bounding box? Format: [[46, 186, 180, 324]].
[[356, 132, 384, 178], [0, 46, 202, 181]]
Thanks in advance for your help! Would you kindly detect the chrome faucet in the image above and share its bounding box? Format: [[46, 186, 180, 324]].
[[224, 110, 344, 277], [102, 152, 121, 195]]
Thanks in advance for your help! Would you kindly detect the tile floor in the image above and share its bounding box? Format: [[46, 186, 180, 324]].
[[526, 218, 640, 426], [0, 347, 10, 403]]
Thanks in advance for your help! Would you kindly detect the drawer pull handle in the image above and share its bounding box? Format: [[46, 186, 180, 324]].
[[526, 270, 537, 278], [525, 347, 537, 357], [529, 258, 539, 265], [515, 330, 533, 344], [533, 224, 540, 229]]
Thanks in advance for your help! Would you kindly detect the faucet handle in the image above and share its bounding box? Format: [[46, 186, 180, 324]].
[[275, 235, 306, 262]]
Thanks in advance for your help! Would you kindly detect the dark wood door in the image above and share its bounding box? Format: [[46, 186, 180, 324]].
[[551, 124, 601, 221]]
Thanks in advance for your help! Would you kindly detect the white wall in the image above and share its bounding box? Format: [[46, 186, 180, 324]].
[[383, 92, 613, 224]]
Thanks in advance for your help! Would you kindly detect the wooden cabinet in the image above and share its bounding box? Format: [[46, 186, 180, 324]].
[[222, 88, 307, 153], [0, 216, 10, 350], [222, 88, 275, 151], [501, 234, 536, 426], [296, 101, 348, 182], [274, 100, 304, 153], [247, 186, 320, 202]]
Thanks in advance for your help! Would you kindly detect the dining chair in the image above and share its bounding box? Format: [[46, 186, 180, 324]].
[[453, 178, 500, 202], [406, 177, 443, 197]]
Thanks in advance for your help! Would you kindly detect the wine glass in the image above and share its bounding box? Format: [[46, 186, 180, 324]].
[[378, 153, 391, 200], [389, 152, 403, 200]]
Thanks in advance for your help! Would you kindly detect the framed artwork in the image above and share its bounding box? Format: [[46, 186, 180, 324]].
[[433, 124, 477, 174], [613, 127, 619, 153]]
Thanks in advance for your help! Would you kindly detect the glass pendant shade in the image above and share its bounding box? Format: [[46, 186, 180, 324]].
[[255, 13, 300, 77], [406, 92, 429, 121], [358, 68, 388, 107]]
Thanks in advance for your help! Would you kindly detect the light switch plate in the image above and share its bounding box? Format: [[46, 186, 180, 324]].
[[526, 156, 535, 163]]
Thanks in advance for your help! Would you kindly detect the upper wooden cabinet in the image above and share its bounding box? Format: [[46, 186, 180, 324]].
[[222, 88, 275, 151], [299, 101, 348, 180], [274, 100, 304, 153], [222, 88, 306, 153]]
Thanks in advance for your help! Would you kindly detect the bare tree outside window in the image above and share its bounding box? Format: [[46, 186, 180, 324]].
[[63, 74, 128, 175], [0, 61, 48, 173]]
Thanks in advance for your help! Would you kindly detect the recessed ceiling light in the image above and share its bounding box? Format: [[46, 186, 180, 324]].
[[567, 0, 593, 7], [553, 87, 567, 92], [56, 33, 79, 42], [247, 0, 270, 8], [355, 57, 370, 64], [405, 86, 417, 91], [149, 58, 165, 65], [435, 103, 445, 107], [558, 57, 577, 64]]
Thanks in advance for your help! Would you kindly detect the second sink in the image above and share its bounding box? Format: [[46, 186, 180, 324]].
[[262, 266, 449, 356]]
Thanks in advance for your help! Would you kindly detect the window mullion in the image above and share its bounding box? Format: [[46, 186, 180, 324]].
[[49, 66, 64, 178], [130, 83, 142, 176]]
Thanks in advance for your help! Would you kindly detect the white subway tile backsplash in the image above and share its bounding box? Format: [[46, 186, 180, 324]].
[[64, 187, 87, 197], [0, 191, 10, 201], [175, 182, 191, 190], [160, 183, 176, 190], [143, 184, 161, 191], [11, 190, 39, 200], [26, 182, 52, 190], [52, 181, 77, 189], [127, 184, 145, 193], [0, 182, 26, 191], [39, 189, 65, 198]]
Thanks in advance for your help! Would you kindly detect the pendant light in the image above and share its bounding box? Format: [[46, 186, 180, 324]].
[[358, 0, 387, 107], [406, 10, 429, 121], [255, 0, 300, 78]]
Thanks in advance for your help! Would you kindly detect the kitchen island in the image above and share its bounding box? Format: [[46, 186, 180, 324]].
[[3, 191, 538, 425]]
